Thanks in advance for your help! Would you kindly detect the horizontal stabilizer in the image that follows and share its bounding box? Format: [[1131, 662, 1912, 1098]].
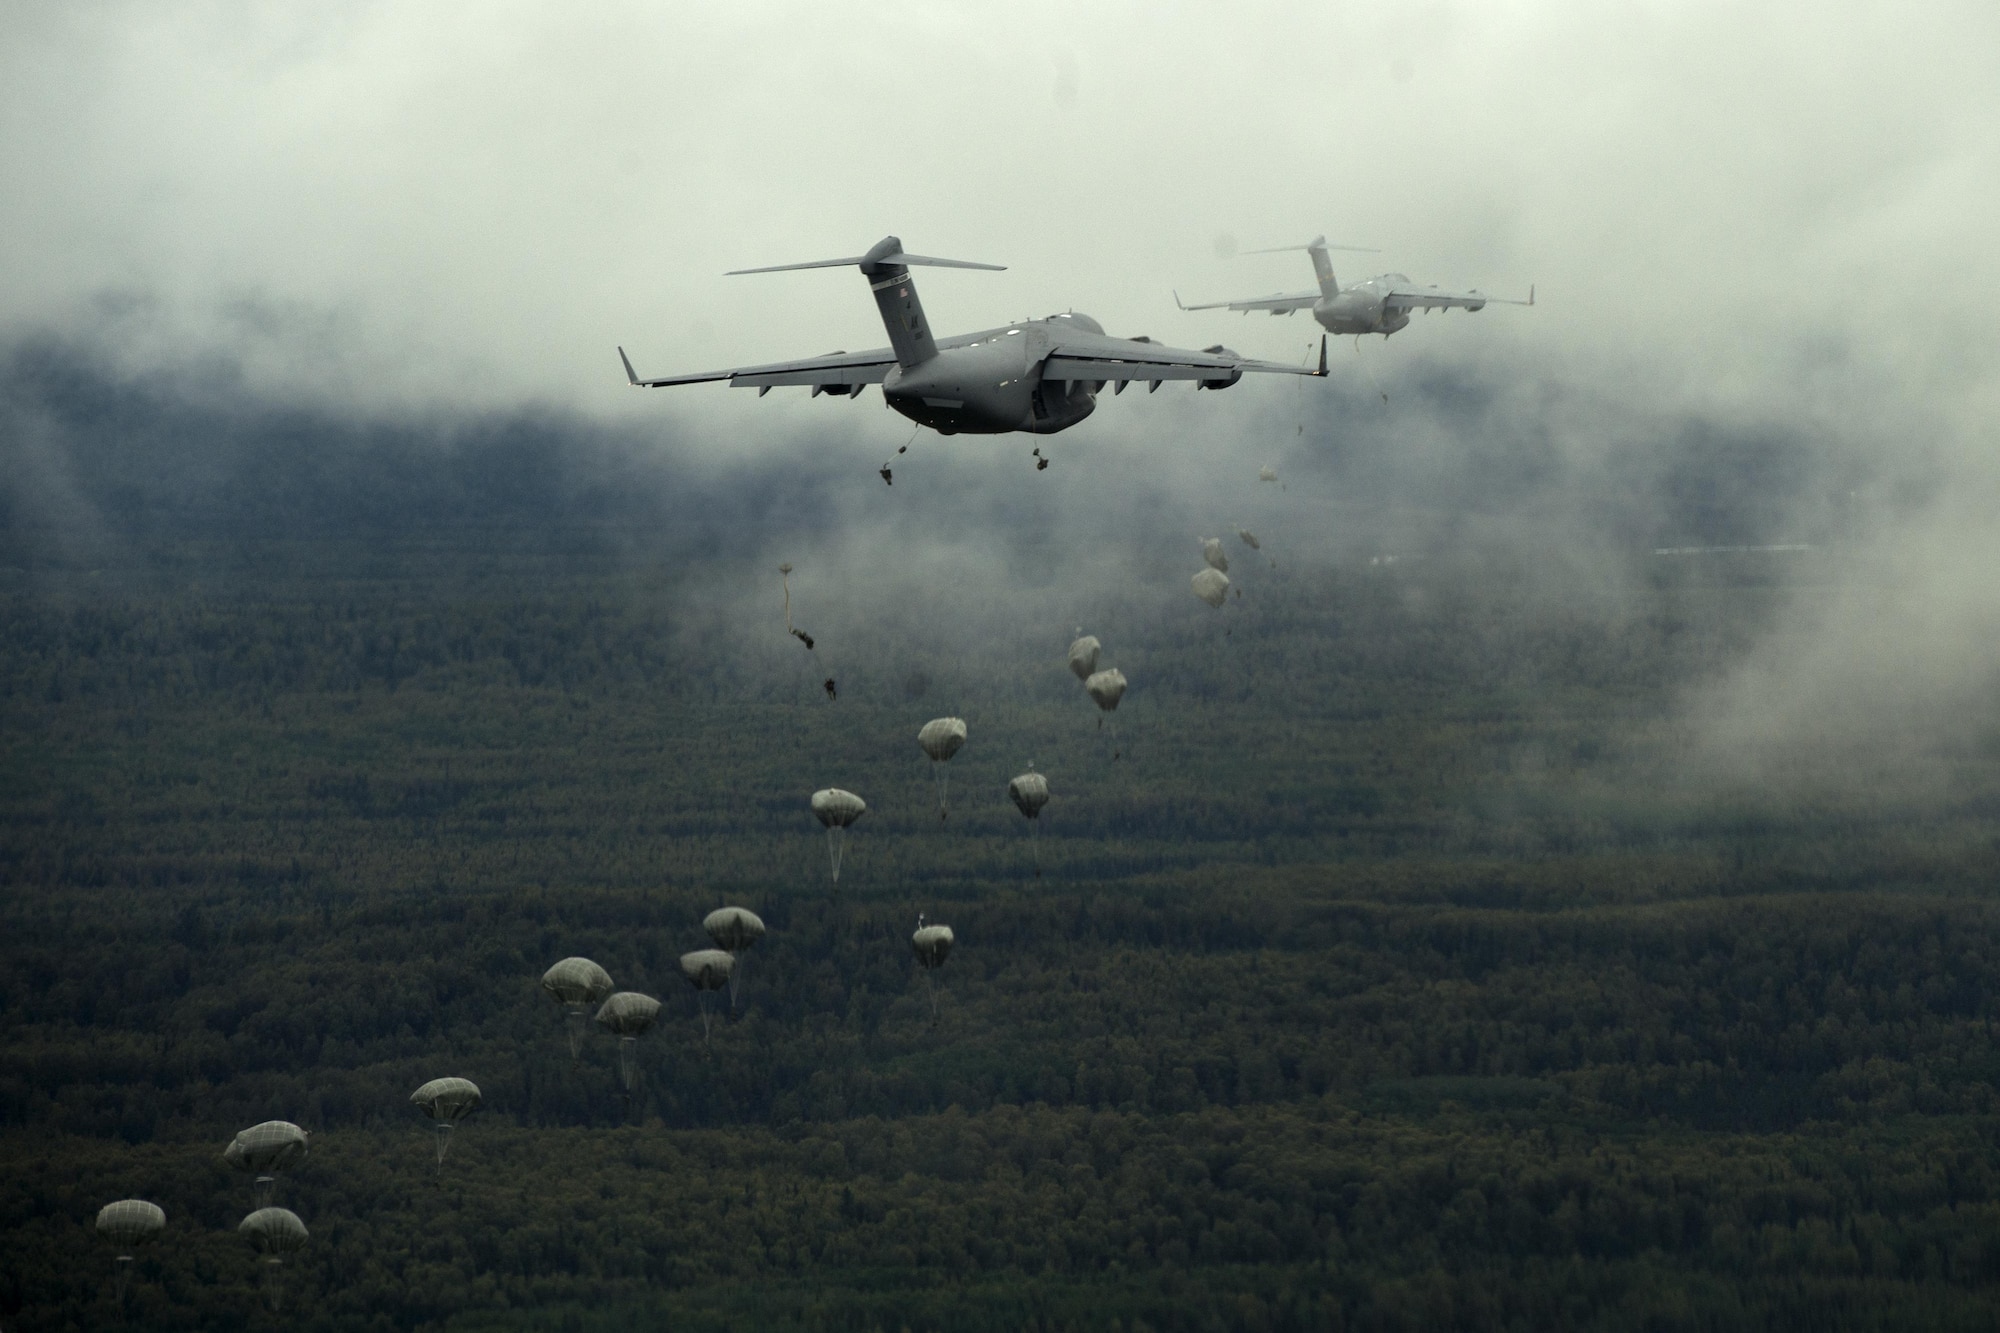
[[1244, 236, 1378, 255], [730, 252, 1004, 276]]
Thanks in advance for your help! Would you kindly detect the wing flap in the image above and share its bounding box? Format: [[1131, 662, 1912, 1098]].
[[1176, 289, 1319, 314], [620, 347, 896, 389], [1044, 337, 1325, 382]]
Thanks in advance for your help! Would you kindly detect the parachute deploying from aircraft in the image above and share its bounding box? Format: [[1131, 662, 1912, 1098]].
[[224, 1121, 310, 1208], [410, 1077, 482, 1169], [917, 717, 968, 819], [1192, 568, 1230, 608], [704, 906, 766, 1009], [594, 993, 662, 1091], [811, 788, 867, 881], [1202, 538, 1229, 573], [96, 1199, 165, 1300], [541, 957, 615, 1068]]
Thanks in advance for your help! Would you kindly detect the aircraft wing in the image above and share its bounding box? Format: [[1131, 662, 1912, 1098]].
[[1173, 288, 1320, 315], [1043, 334, 1327, 382], [619, 345, 897, 389], [1382, 284, 1533, 313]]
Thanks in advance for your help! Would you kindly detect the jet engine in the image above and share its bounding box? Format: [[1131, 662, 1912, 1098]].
[[1196, 346, 1243, 391]]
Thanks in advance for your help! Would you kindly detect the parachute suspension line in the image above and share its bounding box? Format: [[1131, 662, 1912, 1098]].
[[880, 422, 919, 485], [1354, 335, 1388, 404], [564, 1007, 588, 1069], [827, 826, 847, 882], [924, 967, 939, 1024], [113, 1254, 134, 1303], [434, 1123, 453, 1170], [254, 1175, 276, 1210], [698, 993, 713, 1046], [618, 1037, 638, 1093], [935, 763, 950, 821]]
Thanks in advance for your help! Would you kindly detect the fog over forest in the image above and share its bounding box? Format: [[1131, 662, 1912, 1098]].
[[6, 6, 2000, 1330]]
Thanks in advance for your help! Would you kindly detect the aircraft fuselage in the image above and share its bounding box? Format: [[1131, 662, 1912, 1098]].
[[883, 314, 1105, 436], [1313, 276, 1414, 337]]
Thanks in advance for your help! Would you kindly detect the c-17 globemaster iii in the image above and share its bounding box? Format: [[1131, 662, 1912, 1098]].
[[1176, 235, 1533, 338], [619, 235, 1326, 437]]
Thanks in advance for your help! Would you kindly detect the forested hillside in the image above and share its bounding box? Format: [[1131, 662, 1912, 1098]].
[[6, 517, 2000, 1331]]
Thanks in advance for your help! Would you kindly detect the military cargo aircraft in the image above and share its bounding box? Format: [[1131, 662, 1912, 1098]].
[[1177, 235, 1532, 338], [619, 235, 1326, 436]]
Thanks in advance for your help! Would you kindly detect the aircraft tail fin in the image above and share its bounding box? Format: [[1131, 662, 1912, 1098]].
[[1245, 235, 1376, 300], [730, 236, 1004, 369]]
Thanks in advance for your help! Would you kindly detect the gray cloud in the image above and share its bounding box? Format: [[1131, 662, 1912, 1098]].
[[3, 2, 1997, 784]]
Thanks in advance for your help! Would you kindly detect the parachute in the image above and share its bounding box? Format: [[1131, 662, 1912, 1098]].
[[594, 993, 662, 1091], [917, 717, 968, 819], [1192, 568, 1229, 608], [1238, 528, 1261, 550], [541, 957, 615, 1068], [1066, 635, 1101, 681], [810, 788, 867, 882], [911, 917, 956, 1021], [96, 1199, 164, 1301], [704, 906, 766, 1009], [1202, 538, 1230, 573], [680, 949, 734, 1043], [1008, 769, 1050, 819], [1259, 465, 1277, 482], [410, 1077, 482, 1169], [239, 1207, 308, 1311], [1084, 668, 1126, 711], [1008, 768, 1052, 875], [223, 1121, 309, 1208]]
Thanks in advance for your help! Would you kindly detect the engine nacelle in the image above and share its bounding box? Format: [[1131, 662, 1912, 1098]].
[[1196, 346, 1243, 391]]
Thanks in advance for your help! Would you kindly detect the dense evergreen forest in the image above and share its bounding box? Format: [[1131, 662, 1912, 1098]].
[[4, 354, 1997, 1329]]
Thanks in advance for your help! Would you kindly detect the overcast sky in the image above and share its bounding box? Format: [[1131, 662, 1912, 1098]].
[[5, 2, 1999, 776], [3, 2, 1994, 434]]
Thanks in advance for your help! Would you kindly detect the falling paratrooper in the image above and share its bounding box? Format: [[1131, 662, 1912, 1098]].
[[223, 1120, 310, 1209], [917, 716, 968, 819], [912, 914, 956, 1021], [1237, 528, 1260, 550], [540, 957, 615, 1069], [594, 993, 662, 1092], [704, 906, 766, 1010], [811, 788, 866, 882], [96, 1199, 165, 1302], [679, 949, 734, 1043], [779, 562, 814, 649], [410, 1077, 481, 1171]]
